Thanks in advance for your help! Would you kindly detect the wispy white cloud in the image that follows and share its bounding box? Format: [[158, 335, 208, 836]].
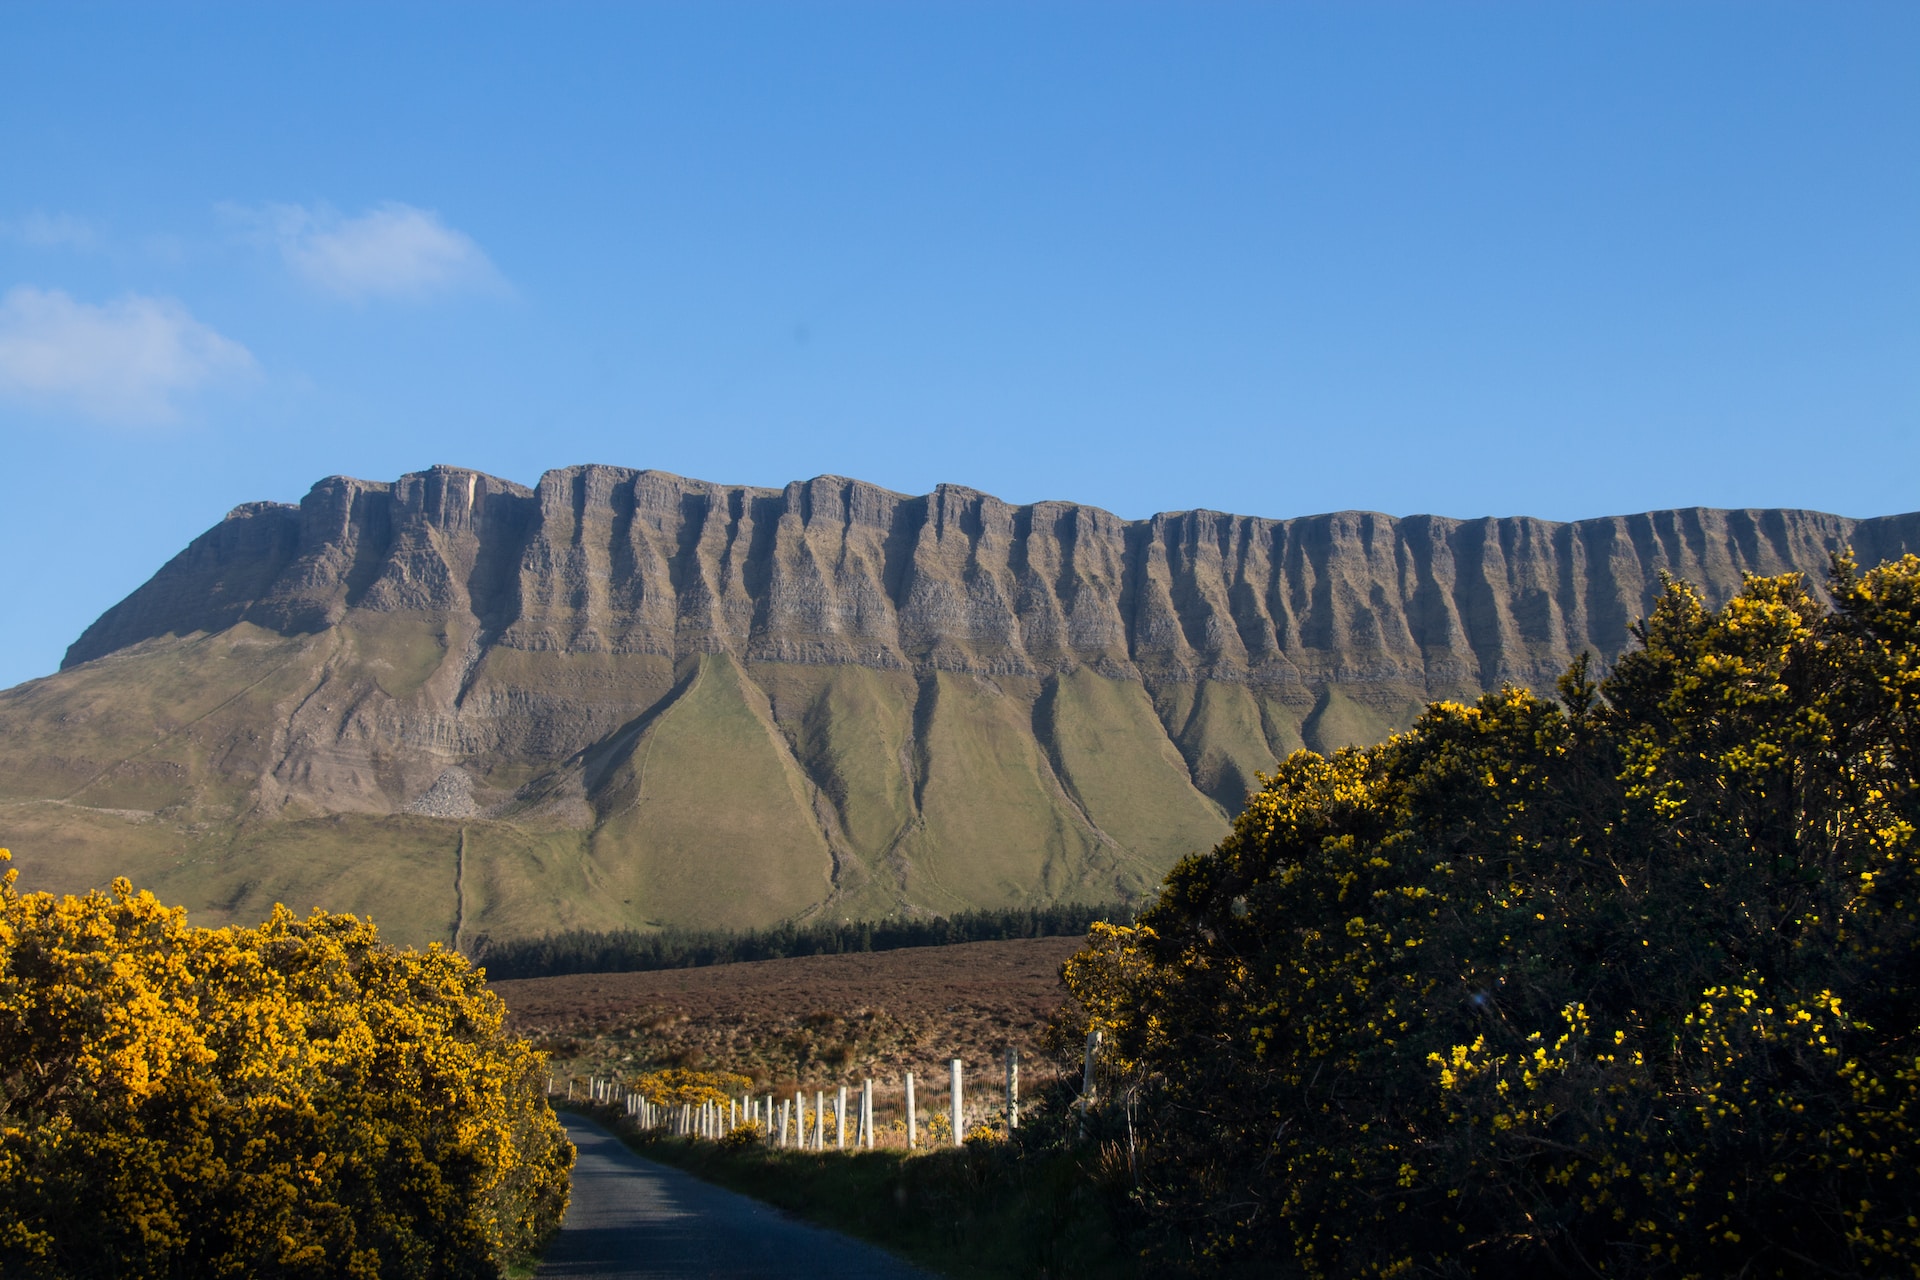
[[0, 286, 257, 425], [232, 201, 504, 301], [0, 212, 100, 251]]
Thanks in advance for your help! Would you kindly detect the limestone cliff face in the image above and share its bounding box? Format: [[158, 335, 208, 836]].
[[65, 463, 1920, 690], [16, 465, 1919, 944], [67, 468, 538, 659]]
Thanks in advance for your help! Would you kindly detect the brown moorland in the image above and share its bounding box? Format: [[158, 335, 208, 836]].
[[492, 936, 1082, 1094]]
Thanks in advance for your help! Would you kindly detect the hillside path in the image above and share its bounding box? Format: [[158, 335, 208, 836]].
[[538, 1113, 934, 1280]]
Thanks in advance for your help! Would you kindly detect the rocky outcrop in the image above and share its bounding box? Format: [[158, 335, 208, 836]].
[[67, 468, 538, 661]]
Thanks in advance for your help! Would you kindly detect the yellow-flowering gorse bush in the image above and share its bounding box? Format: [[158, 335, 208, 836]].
[[1063, 555, 1920, 1276], [627, 1067, 753, 1110], [0, 863, 572, 1278]]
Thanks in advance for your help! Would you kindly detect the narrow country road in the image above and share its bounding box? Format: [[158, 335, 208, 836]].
[[537, 1113, 934, 1279]]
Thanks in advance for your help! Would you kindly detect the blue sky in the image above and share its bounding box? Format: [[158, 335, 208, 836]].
[[1, 2, 1915, 688]]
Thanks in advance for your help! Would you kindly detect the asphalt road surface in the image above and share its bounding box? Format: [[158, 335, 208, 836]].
[[537, 1113, 934, 1279]]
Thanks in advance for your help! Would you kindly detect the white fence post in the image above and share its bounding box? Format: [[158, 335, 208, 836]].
[[1006, 1047, 1019, 1131], [950, 1058, 964, 1147], [906, 1072, 917, 1150], [1079, 1028, 1102, 1136], [814, 1089, 825, 1150], [837, 1085, 847, 1150]]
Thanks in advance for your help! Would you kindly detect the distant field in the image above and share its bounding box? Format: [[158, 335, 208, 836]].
[[492, 936, 1083, 1092]]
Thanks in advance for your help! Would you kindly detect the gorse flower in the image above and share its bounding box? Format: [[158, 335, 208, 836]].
[[0, 859, 573, 1279], [628, 1067, 753, 1109]]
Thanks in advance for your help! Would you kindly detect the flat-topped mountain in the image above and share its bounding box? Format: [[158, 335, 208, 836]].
[[7, 464, 1916, 945]]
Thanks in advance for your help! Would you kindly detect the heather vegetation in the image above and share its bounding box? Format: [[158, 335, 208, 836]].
[[1059, 554, 1920, 1275], [471, 901, 1129, 980], [0, 860, 572, 1279]]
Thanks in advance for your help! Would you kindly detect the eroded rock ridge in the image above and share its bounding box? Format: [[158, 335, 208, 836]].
[[68, 464, 1917, 690], [9, 464, 1915, 943]]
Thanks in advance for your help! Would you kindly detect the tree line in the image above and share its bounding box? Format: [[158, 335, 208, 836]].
[[469, 901, 1133, 981]]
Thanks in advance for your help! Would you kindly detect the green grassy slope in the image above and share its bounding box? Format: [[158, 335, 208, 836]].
[[896, 672, 1113, 910], [752, 662, 921, 920], [156, 814, 466, 942], [1042, 669, 1229, 866], [0, 620, 1428, 945], [0, 624, 324, 812], [1298, 685, 1427, 756], [461, 824, 616, 941], [589, 654, 836, 930], [1151, 678, 1282, 812], [0, 800, 192, 901]]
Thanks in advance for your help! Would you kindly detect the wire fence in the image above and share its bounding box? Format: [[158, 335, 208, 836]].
[[553, 1044, 1054, 1151]]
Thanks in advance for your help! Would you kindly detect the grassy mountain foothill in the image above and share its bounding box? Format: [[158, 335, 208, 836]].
[[7, 465, 1916, 949]]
